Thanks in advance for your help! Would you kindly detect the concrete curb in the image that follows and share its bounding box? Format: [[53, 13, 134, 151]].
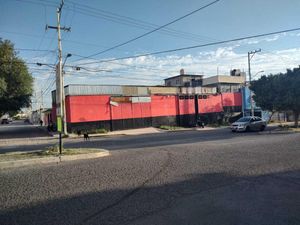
[[0, 151, 110, 170]]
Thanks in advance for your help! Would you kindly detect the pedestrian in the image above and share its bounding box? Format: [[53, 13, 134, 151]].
[[40, 119, 43, 126], [83, 131, 90, 141]]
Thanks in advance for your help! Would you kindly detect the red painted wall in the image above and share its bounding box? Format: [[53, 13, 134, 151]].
[[221, 93, 242, 107], [51, 105, 56, 123], [179, 98, 195, 115], [111, 102, 152, 120], [198, 95, 223, 113], [151, 95, 178, 117], [60, 93, 242, 125], [111, 103, 132, 120], [66, 95, 111, 123]]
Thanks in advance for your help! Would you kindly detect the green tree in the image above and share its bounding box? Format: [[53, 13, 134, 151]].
[[250, 68, 300, 127], [0, 39, 33, 117]]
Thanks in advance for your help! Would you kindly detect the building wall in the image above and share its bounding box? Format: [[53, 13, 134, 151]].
[[198, 94, 223, 113], [57, 92, 242, 132], [165, 75, 203, 87], [202, 75, 246, 86], [66, 95, 111, 123]]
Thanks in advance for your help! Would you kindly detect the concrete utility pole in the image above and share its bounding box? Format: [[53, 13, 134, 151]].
[[40, 89, 43, 123], [46, 0, 70, 138], [248, 49, 261, 117]]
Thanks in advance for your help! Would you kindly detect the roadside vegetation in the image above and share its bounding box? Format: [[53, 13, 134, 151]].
[[0, 39, 33, 117], [250, 67, 300, 127]]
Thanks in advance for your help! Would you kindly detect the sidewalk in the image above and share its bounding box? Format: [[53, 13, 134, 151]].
[[50, 126, 223, 139]]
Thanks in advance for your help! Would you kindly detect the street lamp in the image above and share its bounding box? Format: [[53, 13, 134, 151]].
[[62, 53, 72, 69], [253, 70, 264, 80]]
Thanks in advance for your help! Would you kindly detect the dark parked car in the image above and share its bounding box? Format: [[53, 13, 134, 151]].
[[1, 118, 9, 124], [231, 116, 267, 132]]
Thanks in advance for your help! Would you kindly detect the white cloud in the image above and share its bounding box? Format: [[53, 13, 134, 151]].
[[31, 45, 300, 108]]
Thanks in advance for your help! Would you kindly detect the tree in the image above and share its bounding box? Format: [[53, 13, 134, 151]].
[[0, 39, 33, 117], [250, 68, 300, 127]]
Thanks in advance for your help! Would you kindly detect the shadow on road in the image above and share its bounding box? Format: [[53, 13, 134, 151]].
[[1, 169, 299, 225]]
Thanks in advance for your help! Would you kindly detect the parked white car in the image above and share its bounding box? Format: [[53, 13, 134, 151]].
[[231, 116, 267, 132]]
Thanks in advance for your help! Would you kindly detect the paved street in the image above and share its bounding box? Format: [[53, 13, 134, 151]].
[[0, 121, 276, 153], [0, 120, 50, 141], [0, 122, 299, 225]]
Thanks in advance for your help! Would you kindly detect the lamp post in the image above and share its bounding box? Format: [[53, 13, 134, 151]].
[[253, 70, 264, 79]]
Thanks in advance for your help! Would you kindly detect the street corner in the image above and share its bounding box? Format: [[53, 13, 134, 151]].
[[0, 149, 110, 170]]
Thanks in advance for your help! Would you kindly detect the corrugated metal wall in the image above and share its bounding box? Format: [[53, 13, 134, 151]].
[[63, 85, 216, 97], [65, 85, 123, 96], [148, 87, 179, 95]]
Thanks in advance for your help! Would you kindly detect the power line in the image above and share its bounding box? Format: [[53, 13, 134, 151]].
[[0, 30, 132, 52], [75, 27, 300, 66], [63, 1, 219, 44], [71, 53, 180, 74], [12, 0, 218, 44], [15, 48, 56, 52], [75, 0, 221, 60]]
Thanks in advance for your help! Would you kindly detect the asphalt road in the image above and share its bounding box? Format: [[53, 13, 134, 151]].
[[0, 122, 276, 153], [0, 120, 50, 140], [0, 124, 299, 225]]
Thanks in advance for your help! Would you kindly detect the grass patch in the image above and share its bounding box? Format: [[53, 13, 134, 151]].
[[0, 146, 102, 162], [159, 125, 182, 130]]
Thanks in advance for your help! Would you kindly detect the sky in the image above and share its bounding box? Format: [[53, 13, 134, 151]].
[[1, 0, 300, 109]]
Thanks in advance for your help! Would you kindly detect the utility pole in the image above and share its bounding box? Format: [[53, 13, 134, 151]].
[[46, 0, 71, 153], [248, 49, 261, 117]]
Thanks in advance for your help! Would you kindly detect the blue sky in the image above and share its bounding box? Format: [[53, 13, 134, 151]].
[[1, 0, 300, 108]]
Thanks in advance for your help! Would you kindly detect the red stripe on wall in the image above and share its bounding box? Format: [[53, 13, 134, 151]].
[[198, 95, 223, 113], [51, 105, 57, 123], [179, 98, 195, 115], [221, 93, 242, 107], [111, 102, 152, 120], [66, 95, 111, 123], [151, 95, 178, 117]]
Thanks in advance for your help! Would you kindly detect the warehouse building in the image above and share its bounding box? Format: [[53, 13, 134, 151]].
[[51, 84, 242, 133]]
